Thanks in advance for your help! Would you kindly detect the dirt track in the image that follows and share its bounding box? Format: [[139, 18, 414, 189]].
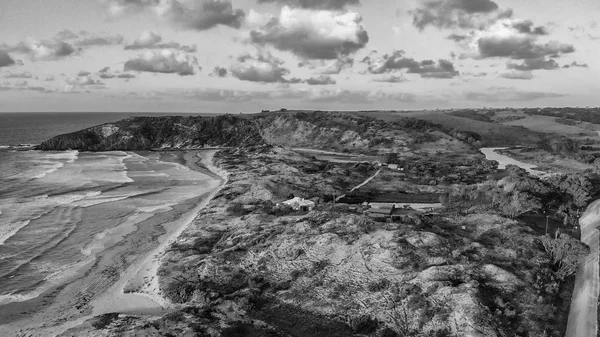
[[565, 200, 600, 337]]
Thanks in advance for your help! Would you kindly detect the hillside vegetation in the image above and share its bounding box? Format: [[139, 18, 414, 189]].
[[36, 111, 480, 155]]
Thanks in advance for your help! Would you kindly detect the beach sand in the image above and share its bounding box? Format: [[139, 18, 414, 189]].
[[0, 150, 225, 337]]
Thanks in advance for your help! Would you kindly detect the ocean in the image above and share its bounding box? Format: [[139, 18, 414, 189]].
[[0, 112, 209, 146], [0, 113, 219, 319]]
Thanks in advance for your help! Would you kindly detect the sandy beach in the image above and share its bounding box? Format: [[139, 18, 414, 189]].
[[0, 150, 225, 337]]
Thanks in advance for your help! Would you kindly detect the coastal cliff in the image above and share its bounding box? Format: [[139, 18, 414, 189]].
[[36, 114, 264, 151], [36, 111, 479, 154]]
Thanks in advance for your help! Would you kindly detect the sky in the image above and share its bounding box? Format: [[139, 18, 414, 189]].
[[0, 0, 599, 112]]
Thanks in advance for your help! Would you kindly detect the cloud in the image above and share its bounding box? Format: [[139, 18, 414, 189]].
[[184, 88, 270, 102], [66, 76, 105, 86], [366, 50, 459, 78], [321, 56, 354, 74], [1, 39, 76, 60], [465, 87, 564, 101], [3, 71, 33, 79], [99, 71, 137, 79], [308, 89, 416, 103], [411, 0, 512, 31], [256, 0, 360, 10], [230, 52, 297, 83], [0, 81, 55, 93], [500, 71, 533, 80], [124, 50, 198, 76], [511, 20, 548, 35], [373, 75, 407, 83], [124, 31, 197, 52], [211, 67, 228, 77], [506, 58, 558, 71], [104, 0, 245, 31], [125, 31, 162, 49], [447, 33, 469, 42], [0, 51, 16, 67], [477, 35, 574, 59], [77, 71, 92, 77], [55, 29, 80, 40], [563, 61, 588, 68], [74, 34, 124, 47], [249, 6, 369, 60], [44, 75, 56, 81], [304, 75, 336, 85]]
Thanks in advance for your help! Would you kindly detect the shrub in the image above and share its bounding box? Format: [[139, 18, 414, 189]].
[[163, 279, 196, 303], [227, 202, 249, 216], [91, 313, 119, 330]]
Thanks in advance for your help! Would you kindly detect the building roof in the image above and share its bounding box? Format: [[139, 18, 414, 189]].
[[368, 208, 393, 215], [282, 197, 315, 208]]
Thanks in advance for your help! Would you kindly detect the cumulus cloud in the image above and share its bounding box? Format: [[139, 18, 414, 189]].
[[124, 31, 197, 52], [465, 87, 563, 101], [3, 71, 34, 79], [366, 50, 459, 79], [125, 31, 162, 49], [256, 0, 360, 10], [0, 50, 16, 67], [104, 0, 245, 31], [563, 61, 588, 68], [211, 67, 228, 77], [477, 35, 574, 59], [77, 71, 92, 77], [411, 0, 512, 31], [507, 57, 558, 71], [249, 6, 369, 60], [511, 20, 548, 35], [304, 75, 336, 85], [98, 67, 137, 79], [65, 76, 105, 91], [2, 39, 76, 60], [124, 49, 198, 76], [230, 52, 298, 83], [500, 71, 533, 80]]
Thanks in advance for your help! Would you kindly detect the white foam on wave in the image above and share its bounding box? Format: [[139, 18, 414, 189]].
[[0, 191, 96, 246], [0, 219, 32, 246]]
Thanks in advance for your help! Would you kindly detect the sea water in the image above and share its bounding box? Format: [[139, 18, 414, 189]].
[[0, 149, 213, 305], [0, 113, 215, 306]]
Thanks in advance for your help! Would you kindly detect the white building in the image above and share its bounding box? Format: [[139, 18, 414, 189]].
[[281, 197, 316, 211]]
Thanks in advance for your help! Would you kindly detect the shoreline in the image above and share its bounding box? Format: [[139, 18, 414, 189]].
[[0, 149, 227, 337]]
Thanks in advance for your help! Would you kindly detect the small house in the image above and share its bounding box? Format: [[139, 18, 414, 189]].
[[388, 164, 399, 170], [281, 197, 315, 212], [367, 204, 395, 220]]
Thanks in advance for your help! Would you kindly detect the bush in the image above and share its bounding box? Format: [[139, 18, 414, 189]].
[[163, 280, 196, 303], [91, 313, 120, 330], [227, 203, 250, 216]]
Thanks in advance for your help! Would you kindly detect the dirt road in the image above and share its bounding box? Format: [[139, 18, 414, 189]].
[[565, 199, 600, 337]]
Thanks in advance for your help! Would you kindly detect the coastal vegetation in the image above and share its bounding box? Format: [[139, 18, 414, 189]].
[[46, 109, 600, 337]]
